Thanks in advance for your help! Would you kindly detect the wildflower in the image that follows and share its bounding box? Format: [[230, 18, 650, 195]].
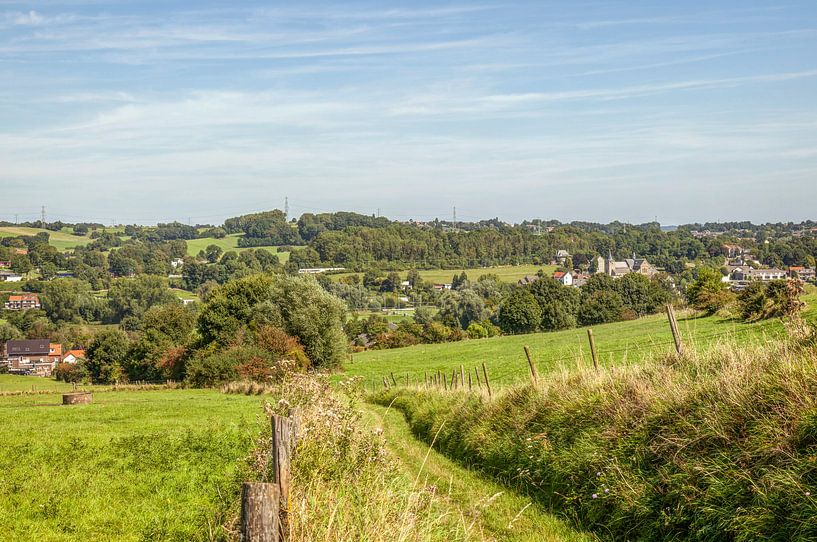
[[604, 489, 610, 494], [806, 491, 812, 497], [596, 471, 601, 476], [592, 493, 598, 499]]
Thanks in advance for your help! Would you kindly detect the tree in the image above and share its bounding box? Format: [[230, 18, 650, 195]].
[[197, 274, 347, 369], [41, 278, 98, 324], [497, 289, 542, 334], [107, 275, 178, 322], [578, 290, 624, 326], [686, 267, 733, 315], [204, 244, 223, 263], [127, 304, 196, 380], [437, 289, 486, 329], [10, 254, 32, 276], [86, 329, 130, 383], [528, 278, 580, 331]]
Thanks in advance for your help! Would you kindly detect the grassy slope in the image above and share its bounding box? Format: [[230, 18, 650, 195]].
[[331, 264, 558, 284], [0, 389, 263, 541], [373, 336, 817, 541], [185, 233, 291, 262], [0, 374, 76, 392], [345, 293, 817, 386], [0, 227, 93, 251], [363, 403, 593, 541]]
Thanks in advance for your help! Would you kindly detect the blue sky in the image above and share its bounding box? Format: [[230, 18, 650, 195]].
[[1, 1, 816, 225]]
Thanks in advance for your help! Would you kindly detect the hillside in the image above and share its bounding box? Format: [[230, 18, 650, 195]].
[[0, 226, 93, 251], [345, 292, 817, 386], [373, 332, 817, 540]]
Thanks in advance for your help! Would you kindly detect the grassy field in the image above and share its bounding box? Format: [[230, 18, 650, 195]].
[[0, 385, 264, 541], [0, 374, 77, 393], [185, 234, 290, 262], [346, 292, 817, 387], [330, 264, 558, 284], [0, 227, 93, 251]]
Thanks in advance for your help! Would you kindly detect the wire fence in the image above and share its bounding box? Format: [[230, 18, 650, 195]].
[[366, 310, 783, 393]]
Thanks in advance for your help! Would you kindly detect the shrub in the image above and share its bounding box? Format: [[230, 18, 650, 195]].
[[466, 322, 488, 339], [53, 361, 89, 383]]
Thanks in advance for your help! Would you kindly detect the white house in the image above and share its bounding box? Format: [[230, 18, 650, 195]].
[[553, 271, 573, 286], [0, 271, 23, 282]]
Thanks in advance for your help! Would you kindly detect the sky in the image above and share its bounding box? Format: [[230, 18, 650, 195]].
[[1, 1, 816, 226]]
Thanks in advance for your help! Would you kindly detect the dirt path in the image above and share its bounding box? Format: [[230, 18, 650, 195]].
[[362, 403, 594, 542]]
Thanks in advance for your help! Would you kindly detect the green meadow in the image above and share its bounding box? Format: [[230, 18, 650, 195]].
[[330, 263, 558, 284], [346, 292, 817, 387], [185, 233, 291, 262], [0, 386, 264, 542], [0, 227, 93, 252]]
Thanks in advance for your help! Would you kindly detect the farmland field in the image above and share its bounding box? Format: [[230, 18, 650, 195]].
[[0, 385, 263, 541], [331, 264, 558, 284], [346, 292, 817, 387], [0, 227, 93, 251], [185, 233, 291, 262]]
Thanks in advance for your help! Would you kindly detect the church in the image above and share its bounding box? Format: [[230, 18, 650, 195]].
[[596, 252, 655, 278]]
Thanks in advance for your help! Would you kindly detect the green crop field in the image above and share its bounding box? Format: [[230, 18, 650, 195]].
[[346, 292, 817, 387], [0, 227, 93, 252], [330, 263, 558, 284], [185, 234, 291, 262], [0, 385, 264, 541]]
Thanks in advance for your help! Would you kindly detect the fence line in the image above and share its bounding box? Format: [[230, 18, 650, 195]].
[[374, 312, 775, 395]]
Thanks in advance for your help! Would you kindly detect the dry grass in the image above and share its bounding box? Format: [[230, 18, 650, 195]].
[[224, 373, 511, 541]]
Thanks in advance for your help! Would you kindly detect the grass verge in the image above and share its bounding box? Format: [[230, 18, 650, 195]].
[[372, 329, 817, 541]]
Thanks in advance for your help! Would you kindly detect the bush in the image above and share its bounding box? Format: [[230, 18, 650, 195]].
[[497, 289, 542, 334], [466, 322, 488, 339], [54, 361, 89, 383]]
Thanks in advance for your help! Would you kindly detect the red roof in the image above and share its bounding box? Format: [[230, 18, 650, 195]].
[[7, 294, 38, 302], [63, 349, 86, 360], [553, 271, 567, 279]]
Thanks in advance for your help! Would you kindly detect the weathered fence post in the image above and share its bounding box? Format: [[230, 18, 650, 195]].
[[467, 372, 473, 391], [241, 482, 280, 542], [271, 410, 299, 539], [383, 377, 389, 389], [474, 367, 482, 389], [443, 372, 448, 390], [481, 362, 492, 399], [523, 345, 539, 384], [451, 369, 458, 390], [666, 304, 683, 355], [587, 329, 599, 372], [390, 372, 397, 386], [459, 365, 465, 389], [424, 371, 429, 388]]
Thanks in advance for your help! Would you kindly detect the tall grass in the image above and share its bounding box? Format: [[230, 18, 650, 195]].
[[228, 374, 501, 541], [374, 327, 817, 541]]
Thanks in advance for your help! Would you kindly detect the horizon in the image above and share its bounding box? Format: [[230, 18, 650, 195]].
[[2, 1, 817, 224]]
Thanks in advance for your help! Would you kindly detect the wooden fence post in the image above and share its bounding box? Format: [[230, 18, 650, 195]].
[[452, 369, 458, 390], [524, 345, 539, 384], [587, 329, 599, 372], [272, 412, 298, 539], [390, 372, 397, 386], [467, 372, 473, 391], [481, 362, 492, 399], [443, 372, 448, 391], [666, 304, 683, 355], [474, 367, 482, 389], [383, 377, 389, 389], [459, 365, 465, 388], [241, 482, 280, 542]]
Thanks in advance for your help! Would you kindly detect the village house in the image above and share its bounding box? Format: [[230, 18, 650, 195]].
[[722, 244, 744, 258], [724, 267, 787, 289], [517, 275, 540, 286], [2, 340, 62, 376], [4, 293, 41, 311], [788, 266, 816, 281], [62, 349, 86, 364], [0, 270, 23, 282], [552, 270, 573, 286], [554, 249, 571, 265]]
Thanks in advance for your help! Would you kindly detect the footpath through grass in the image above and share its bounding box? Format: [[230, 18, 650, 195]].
[[362, 403, 593, 542], [0, 388, 264, 541]]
